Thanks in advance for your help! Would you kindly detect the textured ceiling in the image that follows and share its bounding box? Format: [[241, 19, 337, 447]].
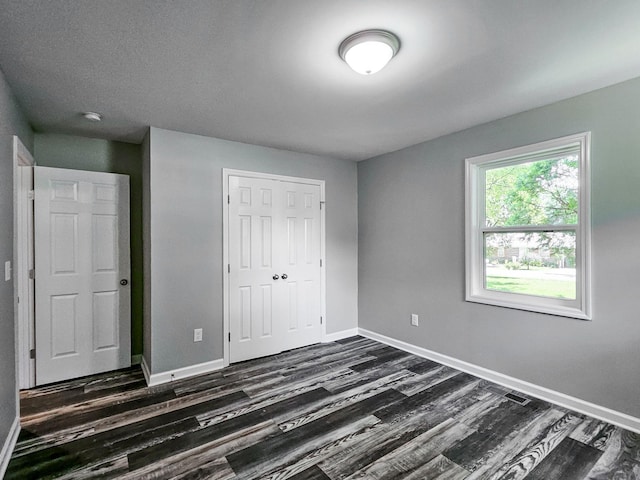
[[1, 0, 640, 161]]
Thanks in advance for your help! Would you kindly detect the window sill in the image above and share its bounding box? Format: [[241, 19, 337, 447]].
[[465, 291, 591, 320]]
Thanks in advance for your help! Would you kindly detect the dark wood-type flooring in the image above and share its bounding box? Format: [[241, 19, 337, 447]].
[[6, 336, 640, 479]]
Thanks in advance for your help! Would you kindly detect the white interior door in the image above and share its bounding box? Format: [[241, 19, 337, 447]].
[[228, 174, 322, 363], [280, 180, 322, 352], [228, 176, 281, 362], [34, 166, 131, 385]]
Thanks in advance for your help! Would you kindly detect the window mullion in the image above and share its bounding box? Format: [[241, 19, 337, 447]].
[[482, 224, 577, 234]]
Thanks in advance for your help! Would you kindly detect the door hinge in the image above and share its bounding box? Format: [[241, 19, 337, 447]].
[[228, 195, 230, 204], [320, 201, 325, 210], [29, 269, 34, 279], [320, 316, 323, 325], [228, 264, 231, 273], [228, 332, 231, 342], [30, 349, 35, 360], [28, 190, 34, 201], [320, 259, 323, 267]]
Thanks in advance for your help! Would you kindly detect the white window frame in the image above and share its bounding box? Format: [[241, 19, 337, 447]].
[[465, 132, 592, 320]]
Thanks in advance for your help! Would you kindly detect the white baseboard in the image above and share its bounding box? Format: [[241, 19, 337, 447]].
[[140, 355, 151, 385], [139, 327, 359, 386], [358, 328, 640, 434], [141, 356, 224, 387], [323, 328, 359, 343], [131, 354, 142, 366], [0, 416, 20, 478]]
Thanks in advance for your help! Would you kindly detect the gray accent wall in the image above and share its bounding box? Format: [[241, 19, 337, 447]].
[[34, 134, 144, 356], [0, 68, 32, 465], [358, 76, 640, 418], [145, 127, 358, 374]]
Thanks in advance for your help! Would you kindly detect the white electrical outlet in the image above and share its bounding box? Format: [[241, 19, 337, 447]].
[[411, 314, 419, 327], [194, 328, 203, 342], [4, 261, 11, 281]]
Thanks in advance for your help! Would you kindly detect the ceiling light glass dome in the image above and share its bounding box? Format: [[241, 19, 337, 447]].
[[339, 30, 400, 75]]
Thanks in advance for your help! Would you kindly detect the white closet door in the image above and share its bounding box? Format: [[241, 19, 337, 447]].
[[228, 175, 322, 363], [34, 166, 131, 385], [279, 181, 322, 352], [228, 175, 282, 362]]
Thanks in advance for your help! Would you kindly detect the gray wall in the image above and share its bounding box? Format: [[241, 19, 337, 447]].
[[146, 127, 358, 374], [34, 134, 143, 356], [358, 76, 640, 418], [0, 68, 32, 462]]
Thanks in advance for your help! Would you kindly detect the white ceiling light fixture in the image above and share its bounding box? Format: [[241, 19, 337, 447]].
[[82, 111, 103, 122], [339, 29, 400, 75]]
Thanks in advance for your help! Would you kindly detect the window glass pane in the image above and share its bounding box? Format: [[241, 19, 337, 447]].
[[484, 231, 576, 299], [485, 155, 579, 227]]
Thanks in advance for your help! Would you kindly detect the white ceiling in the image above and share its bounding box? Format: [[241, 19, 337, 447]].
[[1, 1, 640, 161]]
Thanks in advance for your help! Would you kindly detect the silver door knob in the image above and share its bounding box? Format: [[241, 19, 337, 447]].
[[281, 274, 288, 280], [273, 274, 279, 280]]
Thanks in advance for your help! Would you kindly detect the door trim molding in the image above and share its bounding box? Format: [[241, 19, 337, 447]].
[[222, 169, 326, 367], [13, 135, 35, 390]]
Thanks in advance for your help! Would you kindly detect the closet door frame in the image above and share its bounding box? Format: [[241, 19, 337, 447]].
[[222, 169, 326, 367]]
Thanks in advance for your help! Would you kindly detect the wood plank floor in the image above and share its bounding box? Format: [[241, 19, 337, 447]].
[[6, 336, 640, 479]]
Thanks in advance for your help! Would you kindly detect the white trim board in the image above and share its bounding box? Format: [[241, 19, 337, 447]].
[[141, 356, 224, 387], [0, 416, 20, 478], [139, 328, 357, 387], [322, 328, 359, 343], [358, 328, 640, 434], [140, 356, 151, 385], [13, 135, 35, 389]]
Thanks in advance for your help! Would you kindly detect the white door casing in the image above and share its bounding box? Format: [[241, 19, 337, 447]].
[[13, 136, 35, 390], [224, 170, 325, 364], [34, 166, 131, 385]]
